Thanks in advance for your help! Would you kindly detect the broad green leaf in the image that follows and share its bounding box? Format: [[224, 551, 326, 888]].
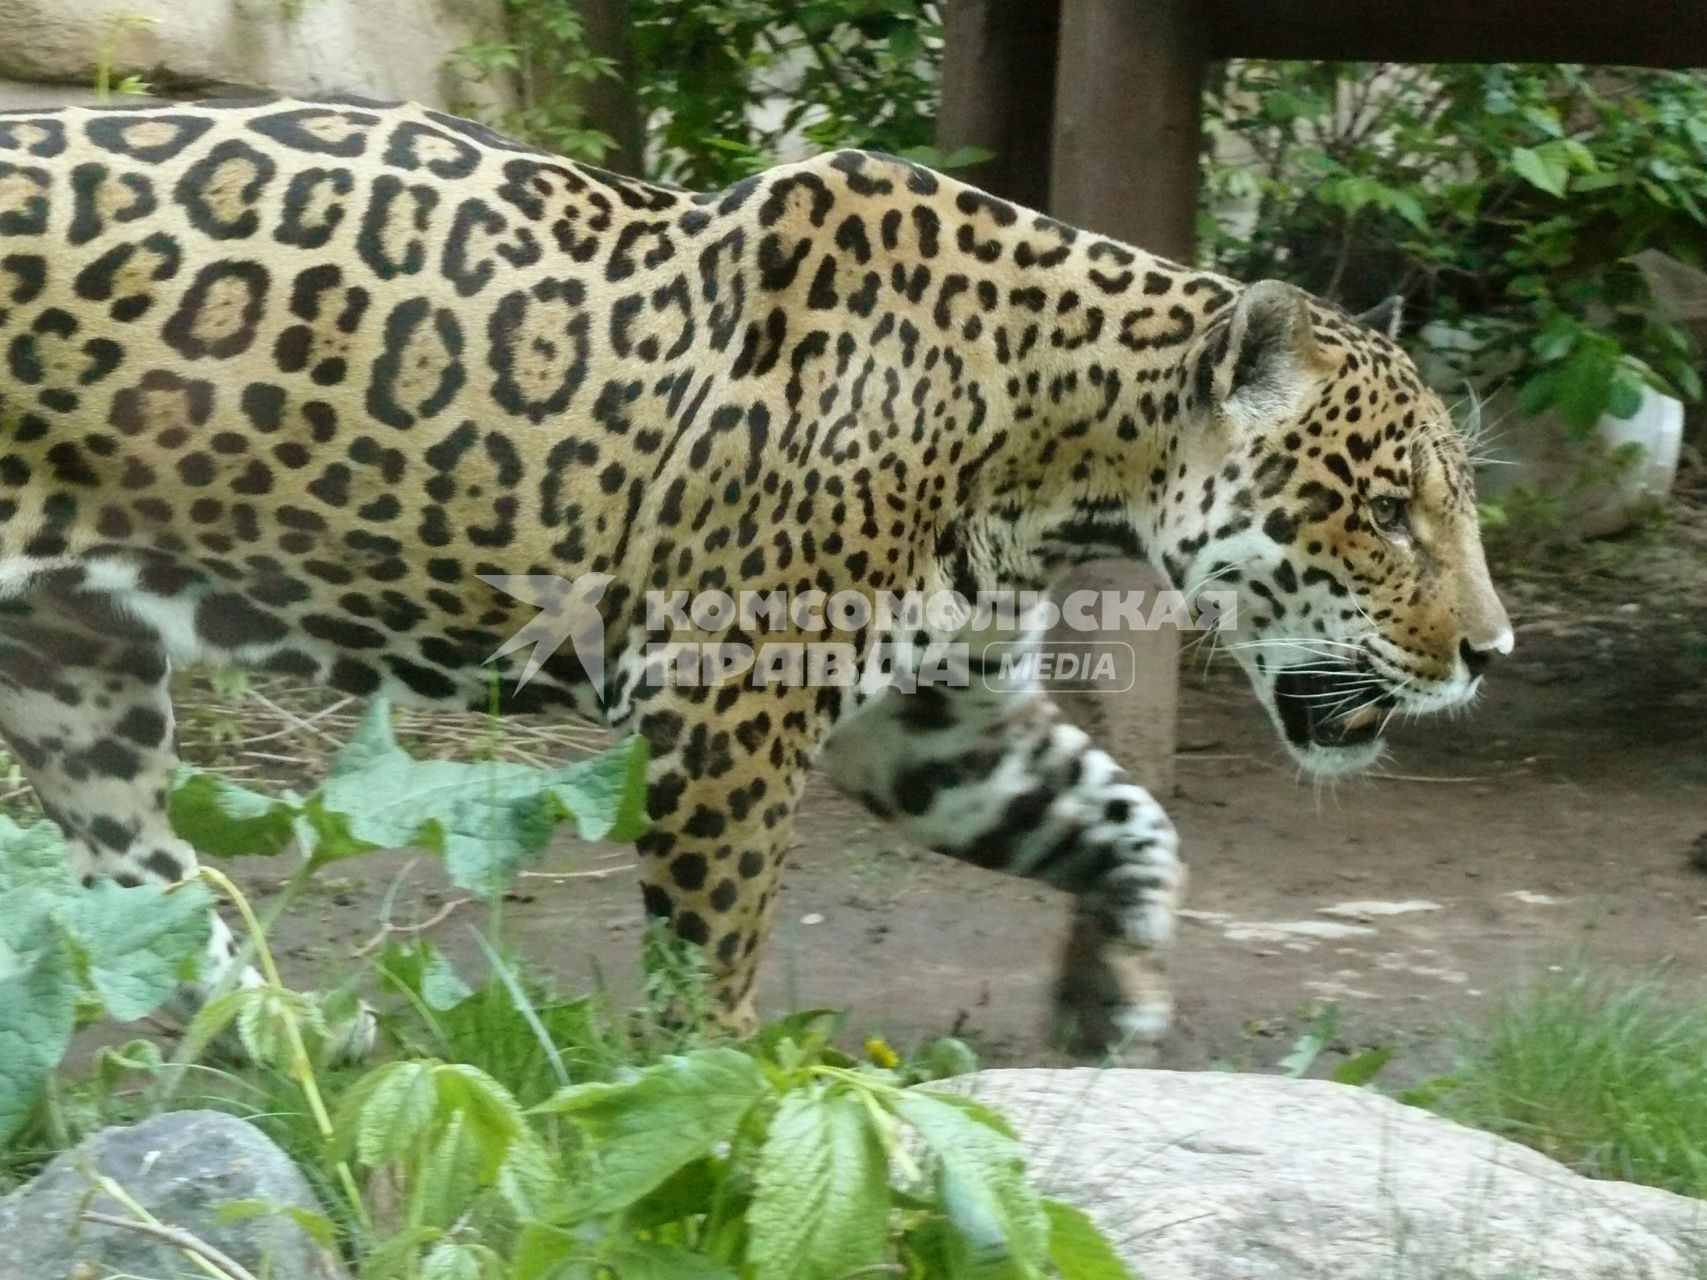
[[0, 816, 215, 1134], [423, 1240, 494, 1280], [0, 815, 72, 895], [622, 1157, 721, 1229], [1605, 377, 1644, 419], [179, 987, 252, 1063], [0, 819, 72, 958], [378, 940, 474, 1012], [1279, 1005, 1340, 1078], [0, 940, 77, 1142], [498, 1128, 563, 1219], [548, 734, 650, 843], [354, 1061, 441, 1165], [509, 1225, 578, 1280], [891, 1092, 1048, 1278], [541, 1046, 768, 1217], [748, 1086, 890, 1280], [61, 880, 213, 1020], [307, 701, 648, 896], [168, 770, 299, 857], [1044, 1200, 1134, 1280], [166, 698, 649, 896], [1511, 145, 1567, 197], [236, 986, 324, 1071], [415, 1109, 484, 1232], [433, 1062, 536, 1180]]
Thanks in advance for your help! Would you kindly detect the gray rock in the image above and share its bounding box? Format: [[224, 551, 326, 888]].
[[0, 1109, 348, 1280], [956, 1068, 1707, 1280]]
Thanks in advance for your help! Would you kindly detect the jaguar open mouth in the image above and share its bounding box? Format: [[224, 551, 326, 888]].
[[1273, 664, 1398, 750]]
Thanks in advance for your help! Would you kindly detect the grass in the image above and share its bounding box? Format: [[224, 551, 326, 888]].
[[1433, 964, 1707, 1199]]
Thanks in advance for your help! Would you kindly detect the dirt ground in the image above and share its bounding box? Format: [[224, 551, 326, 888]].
[[184, 491, 1704, 1083]]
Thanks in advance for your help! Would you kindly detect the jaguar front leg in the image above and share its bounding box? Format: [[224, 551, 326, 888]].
[[820, 677, 1183, 1059]]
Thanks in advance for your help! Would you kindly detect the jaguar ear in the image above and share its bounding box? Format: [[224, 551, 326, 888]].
[[1354, 294, 1405, 339], [1203, 280, 1327, 429]]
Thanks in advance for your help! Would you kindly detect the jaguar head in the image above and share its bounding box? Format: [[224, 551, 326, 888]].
[[1172, 281, 1512, 776]]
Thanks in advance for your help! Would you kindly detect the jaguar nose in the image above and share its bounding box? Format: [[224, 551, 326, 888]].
[[1459, 636, 1499, 677]]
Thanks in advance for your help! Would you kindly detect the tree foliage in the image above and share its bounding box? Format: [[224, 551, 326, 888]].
[[1202, 62, 1707, 429]]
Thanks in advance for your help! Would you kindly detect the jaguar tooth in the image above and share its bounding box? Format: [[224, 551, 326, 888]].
[[1342, 704, 1382, 733]]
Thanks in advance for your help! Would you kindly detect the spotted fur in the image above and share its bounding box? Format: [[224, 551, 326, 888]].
[[0, 99, 1509, 1053]]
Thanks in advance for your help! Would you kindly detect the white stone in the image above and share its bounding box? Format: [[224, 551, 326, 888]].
[[1222, 919, 1378, 943], [1319, 898, 1443, 919], [954, 1068, 1707, 1279]]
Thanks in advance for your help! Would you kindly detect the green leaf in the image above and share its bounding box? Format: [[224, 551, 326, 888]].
[[305, 700, 649, 896], [423, 1239, 494, 1280], [0, 816, 214, 1134], [353, 1060, 441, 1165], [540, 1046, 768, 1217], [748, 1086, 890, 1280], [236, 987, 324, 1071], [168, 769, 299, 858], [1510, 145, 1567, 197], [622, 1157, 721, 1229], [61, 880, 212, 1020], [891, 1092, 1048, 1277], [0, 815, 73, 896], [179, 986, 251, 1063], [1605, 377, 1644, 419], [1278, 1005, 1340, 1078], [548, 734, 650, 843], [211, 1199, 337, 1247], [0, 939, 76, 1141], [1044, 1200, 1134, 1280], [433, 1061, 537, 1180], [601, 1244, 738, 1280], [1331, 1046, 1394, 1087], [378, 940, 474, 1012]]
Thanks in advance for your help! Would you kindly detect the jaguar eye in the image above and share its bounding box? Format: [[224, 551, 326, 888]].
[[1369, 494, 1410, 533]]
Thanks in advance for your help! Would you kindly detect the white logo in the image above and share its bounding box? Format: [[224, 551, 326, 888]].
[[478, 572, 613, 698]]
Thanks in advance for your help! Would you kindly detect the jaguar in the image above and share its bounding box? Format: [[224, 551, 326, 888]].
[[0, 97, 1511, 1054]]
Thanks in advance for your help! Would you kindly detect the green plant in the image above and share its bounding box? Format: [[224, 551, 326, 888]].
[[3, 699, 1132, 1276], [454, 0, 621, 163], [1428, 965, 1707, 1198], [0, 698, 646, 1148], [169, 698, 648, 899], [1202, 62, 1707, 431], [0, 815, 211, 1146], [93, 13, 157, 99], [629, 0, 946, 188]]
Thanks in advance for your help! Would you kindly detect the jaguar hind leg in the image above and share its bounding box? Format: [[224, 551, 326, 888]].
[[0, 586, 259, 1017]]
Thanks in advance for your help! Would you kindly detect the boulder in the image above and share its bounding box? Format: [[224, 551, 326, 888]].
[[958, 1068, 1707, 1279], [0, 0, 512, 113], [0, 1109, 348, 1279]]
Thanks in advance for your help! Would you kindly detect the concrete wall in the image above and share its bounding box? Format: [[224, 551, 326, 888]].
[[0, 0, 513, 112]]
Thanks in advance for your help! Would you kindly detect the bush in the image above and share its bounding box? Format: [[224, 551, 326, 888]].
[[1202, 62, 1707, 431], [0, 699, 1132, 1278]]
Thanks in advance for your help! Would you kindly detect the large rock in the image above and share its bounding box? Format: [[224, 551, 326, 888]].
[[959, 1068, 1707, 1280], [0, 1109, 348, 1279], [0, 0, 512, 113]]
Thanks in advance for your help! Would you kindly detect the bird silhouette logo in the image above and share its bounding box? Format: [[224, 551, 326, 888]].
[[478, 572, 614, 701]]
